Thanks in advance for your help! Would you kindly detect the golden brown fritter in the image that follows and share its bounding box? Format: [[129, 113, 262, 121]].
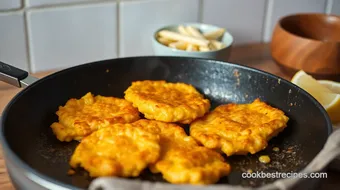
[[69, 123, 161, 177], [154, 145, 231, 184], [50, 92, 140, 142], [132, 119, 231, 184], [190, 99, 289, 156], [124, 80, 210, 124]]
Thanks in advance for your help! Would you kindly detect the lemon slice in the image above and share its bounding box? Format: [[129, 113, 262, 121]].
[[318, 80, 340, 94], [291, 70, 340, 123]]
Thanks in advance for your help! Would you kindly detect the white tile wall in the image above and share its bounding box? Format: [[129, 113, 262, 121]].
[[119, 0, 200, 57], [26, 3, 117, 72], [26, 0, 97, 7], [331, 0, 340, 15], [263, 0, 327, 42], [0, 12, 28, 70], [0, 0, 21, 10], [0, 0, 338, 72], [202, 0, 266, 45]]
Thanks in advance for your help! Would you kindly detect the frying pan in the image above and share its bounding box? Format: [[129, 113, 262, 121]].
[[0, 56, 338, 190]]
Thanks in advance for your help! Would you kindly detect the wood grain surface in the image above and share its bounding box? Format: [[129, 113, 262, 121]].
[[0, 43, 336, 189], [0, 70, 57, 189], [271, 13, 340, 78]]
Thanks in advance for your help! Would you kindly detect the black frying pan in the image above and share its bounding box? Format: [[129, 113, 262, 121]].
[[0, 57, 333, 190]]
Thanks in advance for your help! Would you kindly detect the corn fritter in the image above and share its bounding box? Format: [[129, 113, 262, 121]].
[[51, 92, 140, 142], [190, 99, 289, 156], [124, 81, 210, 124]]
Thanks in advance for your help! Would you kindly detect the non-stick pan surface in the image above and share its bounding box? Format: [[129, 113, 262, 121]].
[[0, 57, 332, 189]]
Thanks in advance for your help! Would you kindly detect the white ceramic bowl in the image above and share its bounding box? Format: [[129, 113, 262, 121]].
[[152, 23, 234, 61]]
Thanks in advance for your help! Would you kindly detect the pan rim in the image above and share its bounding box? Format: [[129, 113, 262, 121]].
[[0, 56, 333, 189]]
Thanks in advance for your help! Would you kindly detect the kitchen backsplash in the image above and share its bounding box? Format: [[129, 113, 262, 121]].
[[0, 0, 338, 73]]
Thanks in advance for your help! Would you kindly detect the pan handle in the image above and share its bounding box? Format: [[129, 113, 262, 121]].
[[0, 61, 38, 88]]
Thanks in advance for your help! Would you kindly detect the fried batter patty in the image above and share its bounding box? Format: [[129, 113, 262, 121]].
[[69, 123, 160, 177], [50, 92, 140, 142], [132, 119, 231, 184], [124, 81, 210, 124], [190, 99, 289, 156]]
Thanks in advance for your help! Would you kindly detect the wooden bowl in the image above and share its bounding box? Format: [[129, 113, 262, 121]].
[[271, 13, 340, 80]]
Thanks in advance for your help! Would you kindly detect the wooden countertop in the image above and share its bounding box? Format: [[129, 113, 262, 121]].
[[0, 43, 337, 189]]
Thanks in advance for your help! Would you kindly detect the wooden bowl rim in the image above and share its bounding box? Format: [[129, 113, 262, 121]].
[[276, 13, 340, 43], [272, 56, 340, 75]]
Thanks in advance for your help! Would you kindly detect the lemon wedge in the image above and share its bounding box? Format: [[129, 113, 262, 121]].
[[291, 70, 340, 123], [318, 80, 340, 94]]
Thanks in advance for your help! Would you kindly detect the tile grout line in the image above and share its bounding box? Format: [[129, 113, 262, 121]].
[[0, 0, 117, 13], [117, 0, 120, 58], [21, 0, 25, 9], [0, 8, 22, 13], [198, 0, 204, 23], [325, 0, 333, 14], [262, 0, 274, 43], [23, 10, 32, 73], [22, 0, 32, 73]]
